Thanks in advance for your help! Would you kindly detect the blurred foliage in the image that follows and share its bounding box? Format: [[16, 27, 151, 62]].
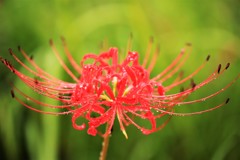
[[0, 0, 240, 160]]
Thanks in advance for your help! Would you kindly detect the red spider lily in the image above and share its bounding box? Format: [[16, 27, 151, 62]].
[[1, 38, 238, 139]]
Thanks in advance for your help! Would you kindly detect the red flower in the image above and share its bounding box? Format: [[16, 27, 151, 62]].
[[1, 38, 238, 138]]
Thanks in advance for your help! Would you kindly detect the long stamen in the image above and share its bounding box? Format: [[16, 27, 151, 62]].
[[61, 37, 82, 74], [152, 44, 191, 81], [12, 90, 74, 115], [155, 99, 229, 116], [165, 56, 210, 91], [126, 33, 133, 54], [147, 45, 160, 73], [142, 36, 154, 68], [12, 86, 75, 107], [50, 40, 79, 82], [178, 75, 238, 105], [18, 46, 63, 83]]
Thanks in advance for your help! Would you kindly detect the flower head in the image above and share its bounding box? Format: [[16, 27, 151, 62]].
[[1, 38, 238, 138]]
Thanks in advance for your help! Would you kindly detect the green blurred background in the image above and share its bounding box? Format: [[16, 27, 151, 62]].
[[0, 0, 240, 160]]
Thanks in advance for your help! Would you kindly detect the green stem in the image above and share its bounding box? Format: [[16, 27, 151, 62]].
[[99, 134, 110, 160]]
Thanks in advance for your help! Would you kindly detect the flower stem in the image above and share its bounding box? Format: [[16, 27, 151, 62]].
[[99, 134, 110, 160]]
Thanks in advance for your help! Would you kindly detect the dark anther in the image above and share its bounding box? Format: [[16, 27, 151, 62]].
[[0, 58, 15, 73], [192, 83, 196, 89], [5, 59, 9, 65], [180, 86, 185, 92], [217, 64, 222, 74], [18, 46, 21, 51], [206, 55, 211, 61], [30, 55, 33, 60], [4, 59, 15, 73], [225, 98, 230, 104], [179, 71, 184, 78], [8, 61, 14, 73], [225, 63, 230, 70], [186, 42, 192, 46], [34, 77, 39, 85], [8, 48, 13, 55], [1, 58, 6, 64], [191, 79, 196, 89], [11, 90, 15, 98], [49, 39, 53, 45], [58, 93, 64, 100]]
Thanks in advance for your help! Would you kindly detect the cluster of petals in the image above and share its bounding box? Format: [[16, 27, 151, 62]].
[[1, 38, 238, 138]]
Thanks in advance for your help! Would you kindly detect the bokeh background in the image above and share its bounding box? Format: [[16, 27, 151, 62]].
[[0, 0, 240, 160]]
